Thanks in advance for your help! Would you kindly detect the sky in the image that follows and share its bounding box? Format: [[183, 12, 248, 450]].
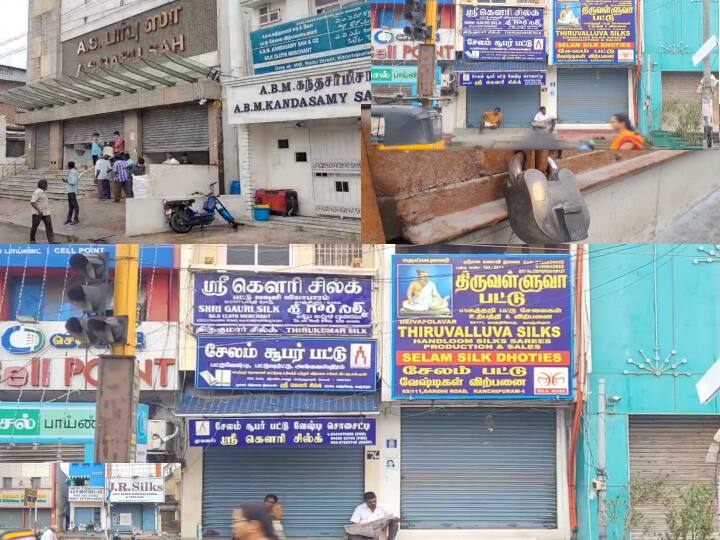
[[0, 0, 29, 69]]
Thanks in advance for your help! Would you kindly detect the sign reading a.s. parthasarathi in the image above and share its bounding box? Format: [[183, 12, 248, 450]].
[[392, 254, 572, 400]]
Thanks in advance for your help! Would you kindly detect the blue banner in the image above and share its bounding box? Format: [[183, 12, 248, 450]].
[[462, 6, 545, 36], [463, 35, 546, 62], [196, 337, 377, 392], [0, 244, 175, 268], [459, 71, 546, 86], [250, 2, 370, 75], [189, 417, 376, 447], [193, 273, 373, 336]]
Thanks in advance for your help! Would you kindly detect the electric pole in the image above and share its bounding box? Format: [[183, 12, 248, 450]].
[[702, 0, 713, 149], [598, 379, 607, 540]]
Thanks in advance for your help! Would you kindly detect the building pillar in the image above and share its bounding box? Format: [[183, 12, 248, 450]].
[[546, 66, 559, 120], [208, 104, 221, 166], [49, 120, 63, 169], [236, 124, 253, 218], [26, 125, 36, 169], [124, 110, 142, 159], [0, 116, 6, 163], [180, 446, 203, 539]]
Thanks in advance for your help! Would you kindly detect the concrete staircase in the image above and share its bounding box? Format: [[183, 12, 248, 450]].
[[245, 214, 361, 240], [1, 168, 97, 201]]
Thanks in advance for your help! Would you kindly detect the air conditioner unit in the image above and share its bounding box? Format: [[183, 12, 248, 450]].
[[259, 8, 281, 26], [148, 420, 172, 452]]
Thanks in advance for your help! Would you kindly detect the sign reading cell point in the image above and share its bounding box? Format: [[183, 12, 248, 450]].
[[391, 254, 573, 400]]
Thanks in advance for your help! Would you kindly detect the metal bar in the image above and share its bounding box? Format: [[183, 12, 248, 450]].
[[9, 88, 58, 107], [1, 93, 38, 109], [67, 75, 122, 96], [38, 81, 91, 102], [99, 66, 155, 91], [138, 57, 198, 83], [120, 63, 175, 87], [54, 78, 106, 99], [20, 85, 74, 104], [82, 71, 138, 94], [163, 52, 212, 76]]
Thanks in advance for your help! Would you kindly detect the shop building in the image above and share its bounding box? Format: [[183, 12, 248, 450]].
[[217, 0, 370, 222], [0, 462, 60, 530], [0, 64, 27, 160], [0, 244, 182, 463], [67, 463, 106, 531], [577, 245, 720, 540], [1, 0, 221, 172], [107, 464, 167, 533]]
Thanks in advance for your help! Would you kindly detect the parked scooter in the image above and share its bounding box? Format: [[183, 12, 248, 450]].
[[163, 182, 241, 233]]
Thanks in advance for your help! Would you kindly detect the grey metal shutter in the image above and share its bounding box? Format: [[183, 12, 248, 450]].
[[401, 407, 557, 529], [0, 443, 86, 462], [660, 72, 720, 131], [35, 123, 50, 168], [203, 446, 364, 537], [629, 416, 720, 539], [111, 504, 143, 532], [142, 105, 209, 153], [75, 506, 95, 526], [0, 509, 22, 528], [64, 114, 123, 145], [466, 85, 541, 128], [31, 509, 51, 529], [557, 68, 629, 124]]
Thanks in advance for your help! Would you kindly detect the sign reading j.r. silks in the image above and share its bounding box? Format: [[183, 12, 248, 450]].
[[228, 70, 371, 124], [189, 417, 376, 447], [250, 2, 370, 75], [196, 337, 376, 392], [193, 273, 373, 336], [391, 254, 573, 400]]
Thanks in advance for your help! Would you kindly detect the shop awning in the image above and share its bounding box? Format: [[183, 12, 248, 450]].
[[0, 53, 219, 111], [176, 390, 381, 417], [455, 61, 548, 72]]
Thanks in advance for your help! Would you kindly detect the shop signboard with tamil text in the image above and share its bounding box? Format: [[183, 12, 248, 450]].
[[372, 28, 455, 61], [459, 72, 546, 87], [463, 35, 546, 62], [69, 487, 105, 502], [0, 244, 175, 269], [553, 0, 636, 64], [189, 417, 376, 447], [462, 6, 545, 36], [193, 273, 372, 336], [0, 489, 51, 507], [391, 254, 573, 400]]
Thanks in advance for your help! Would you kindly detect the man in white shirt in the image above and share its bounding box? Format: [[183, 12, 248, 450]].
[[29, 180, 56, 243], [347, 492, 399, 540], [95, 154, 113, 200], [531, 106, 557, 132], [163, 152, 180, 165], [40, 527, 56, 540]]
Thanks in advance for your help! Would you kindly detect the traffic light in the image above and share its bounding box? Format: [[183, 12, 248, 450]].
[[65, 253, 128, 346], [403, 0, 432, 41]]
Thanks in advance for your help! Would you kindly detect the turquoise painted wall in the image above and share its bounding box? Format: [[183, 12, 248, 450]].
[[577, 244, 720, 540], [639, 0, 719, 134]]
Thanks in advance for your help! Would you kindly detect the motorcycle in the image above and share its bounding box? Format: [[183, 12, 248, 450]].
[[163, 182, 241, 233]]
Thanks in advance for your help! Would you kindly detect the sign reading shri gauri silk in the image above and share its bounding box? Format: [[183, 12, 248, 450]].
[[391, 254, 573, 400]]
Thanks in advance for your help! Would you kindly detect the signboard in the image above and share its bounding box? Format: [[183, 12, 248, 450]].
[[371, 28, 455, 61], [193, 273, 373, 336], [391, 254, 573, 400], [228, 69, 371, 124], [60, 0, 218, 76], [372, 66, 442, 86], [0, 322, 179, 391], [462, 6, 545, 36], [69, 487, 105, 502], [196, 337, 376, 392], [189, 417, 376, 447], [108, 477, 164, 503], [0, 244, 175, 268], [459, 71, 546, 87], [553, 0, 636, 64], [463, 35, 546, 62], [251, 2, 370, 75], [0, 489, 50, 507]]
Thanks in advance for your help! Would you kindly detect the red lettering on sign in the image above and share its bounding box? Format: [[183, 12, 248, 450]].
[[65, 358, 84, 386], [85, 358, 99, 386], [3, 366, 28, 387], [155, 358, 175, 388]]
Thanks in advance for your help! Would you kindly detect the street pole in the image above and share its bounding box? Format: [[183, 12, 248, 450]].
[[418, 0, 438, 104], [646, 54, 653, 144], [598, 379, 607, 540], [702, 0, 713, 149], [94, 244, 141, 463]]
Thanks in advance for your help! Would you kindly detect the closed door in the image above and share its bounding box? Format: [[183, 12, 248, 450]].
[[35, 123, 50, 168], [557, 68, 629, 124], [308, 126, 361, 219]]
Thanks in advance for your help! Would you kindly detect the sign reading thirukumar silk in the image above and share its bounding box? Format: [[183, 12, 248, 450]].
[[250, 2, 370, 75], [196, 337, 377, 392], [108, 477, 164, 503], [391, 254, 573, 400]]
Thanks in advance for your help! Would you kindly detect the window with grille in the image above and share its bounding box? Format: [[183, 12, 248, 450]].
[[314, 0, 356, 14], [314, 244, 364, 267], [2, 477, 11, 488], [227, 245, 291, 266], [258, 5, 281, 25]]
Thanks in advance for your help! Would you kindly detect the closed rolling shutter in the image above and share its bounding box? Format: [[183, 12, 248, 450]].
[[401, 407, 557, 529], [74, 507, 95, 525], [64, 114, 123, 145], [0, 509, 22, 528], [661, 72, 720, 131], [28, 509, 51, 529], [557, 68, 628, 124], [466, 85, 540, 128], [111, 504, 143, 531], [629, 416, 720, 539], [0, 443, 86, 462], [203, 446, 364, 537], [35, 123, 50, 167], [142, 105, 209, 153]]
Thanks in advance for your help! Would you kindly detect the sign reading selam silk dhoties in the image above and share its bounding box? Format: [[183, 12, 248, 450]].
[[228, 70, 371, 124], [189, 417, 376, 447], [391, 254, 573, 400], [193, 273, 373, 336], [196, 337, 377, 392]]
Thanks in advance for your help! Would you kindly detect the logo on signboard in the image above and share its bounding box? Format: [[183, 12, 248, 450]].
[[373, 29, 394, 45], [24, 488, 37, 504], [195, 421, 210, 436], [534, 368, 569, 395], [2, 325, 45, 354], [350, 343, 372, 369], [200, 275, 229, 296]]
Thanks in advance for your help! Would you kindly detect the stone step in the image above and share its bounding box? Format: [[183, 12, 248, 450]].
[[243, 215, 361, 240]]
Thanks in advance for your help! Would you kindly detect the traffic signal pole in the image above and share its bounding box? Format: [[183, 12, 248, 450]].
[[112, 244, 139, 357], [417, 0, 438, 103]]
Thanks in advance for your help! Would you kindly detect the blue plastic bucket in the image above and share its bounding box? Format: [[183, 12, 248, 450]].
[[253, 205, 270, 221], [230, 180, 241, 194]]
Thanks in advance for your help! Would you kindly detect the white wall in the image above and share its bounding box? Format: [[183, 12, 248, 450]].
[[146, 165, 219, 198]]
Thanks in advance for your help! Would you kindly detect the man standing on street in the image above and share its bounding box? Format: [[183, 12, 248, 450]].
[[91, 132, 102, 165], [63, 161, 80, 224], [112, 153, 130, 202], [95, 154, 112, 200], [122, 152, 134, 198], [347, 492, 399, 540], [30, 179, 56, 243], [113, 130, 125, 159]]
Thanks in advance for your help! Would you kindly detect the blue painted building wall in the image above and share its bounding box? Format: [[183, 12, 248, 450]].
[[576, 244, 720, 540], [638, 0, 719, 135]]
